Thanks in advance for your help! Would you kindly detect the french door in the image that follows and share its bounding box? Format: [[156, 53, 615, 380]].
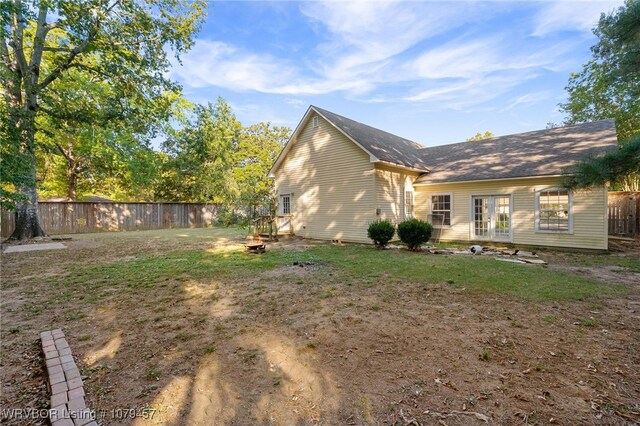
[[472, 195, 511, 241]]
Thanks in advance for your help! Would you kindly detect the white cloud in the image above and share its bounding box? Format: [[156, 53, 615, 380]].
[[395, 35, 575, 109], [404, 73, 539, 111], [502, 91, 553, 111], [170, 40, 299, 93], [532, 1, 622, 36], [169, 1, 601, 111], [299, 1, 489, 84], [284, 98, 306, 107]]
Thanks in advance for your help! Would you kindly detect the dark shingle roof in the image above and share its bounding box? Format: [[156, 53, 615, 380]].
[[414, 119, 618, 185], [312, 106, 430, 170]]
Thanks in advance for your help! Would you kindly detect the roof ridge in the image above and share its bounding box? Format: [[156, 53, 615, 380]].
[[420, 119, 616, 151], [311, 105, 425, 150]]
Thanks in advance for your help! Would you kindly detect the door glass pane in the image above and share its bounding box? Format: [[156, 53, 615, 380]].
[[474, 197, 489, 237], [495, 196, 510, 238], [281, 195, 290, 214]]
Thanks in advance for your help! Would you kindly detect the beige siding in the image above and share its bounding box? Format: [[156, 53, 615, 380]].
[[273, 113, 376, 243], [374, 164, 420, 224], [414, 177, 608, 249]]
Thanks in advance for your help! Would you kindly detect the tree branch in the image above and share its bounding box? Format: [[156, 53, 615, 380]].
[[28, 1, 50, 70], [10, 0, 29, 75], [38, 36, 94, 90], [53, 141, 72, 162], [111, 35, 162, 47], [42, 46, 71, 53], [36, 0, 122, 90], [68, 62, 110, 78], [0, 33, 11, 69]]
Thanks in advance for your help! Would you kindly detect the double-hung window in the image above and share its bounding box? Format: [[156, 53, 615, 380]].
[[405, 191, 414, 218], [431, 194, 451, 226], [536, 188, 571, 232]]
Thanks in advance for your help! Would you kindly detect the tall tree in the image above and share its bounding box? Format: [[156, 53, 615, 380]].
[[0, 0, 205, 239], [158, 98, 242, 204], [38, 125, 161, 201], [35, 51, 179, 201], [233, 122, 290, 216], [559, 0, 640, 189], [559, 0, 639, 139]]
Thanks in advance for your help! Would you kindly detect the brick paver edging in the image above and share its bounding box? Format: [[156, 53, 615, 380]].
[[41, 329, 97, 426]]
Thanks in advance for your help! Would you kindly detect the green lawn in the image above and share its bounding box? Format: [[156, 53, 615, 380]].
[[56, 240, 627, 304]]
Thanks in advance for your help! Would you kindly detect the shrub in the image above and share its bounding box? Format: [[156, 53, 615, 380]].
[[216, 207, 243, 227], [367, 219, 395, 248], [397, 218, 432, 251]]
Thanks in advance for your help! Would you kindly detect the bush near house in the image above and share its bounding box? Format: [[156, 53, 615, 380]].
[[367, 219, 396, 248], [397, 218, 432, 251]]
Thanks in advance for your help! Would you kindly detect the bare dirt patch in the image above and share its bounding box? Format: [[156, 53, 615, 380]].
[[1, 229, 638, 425]]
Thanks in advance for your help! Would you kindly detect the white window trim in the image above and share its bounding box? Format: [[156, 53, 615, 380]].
[[280, 193, 291, 215], [430, 193, 453, 228], [535, 187, 573, 234], [312, 116, 319, 128]]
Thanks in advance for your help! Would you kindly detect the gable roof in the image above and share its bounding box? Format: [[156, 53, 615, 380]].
[[414, 119, 618, 185], [269, 105, 618, 184], [311, 106, 430, 171], [268, 106, 429, 176]]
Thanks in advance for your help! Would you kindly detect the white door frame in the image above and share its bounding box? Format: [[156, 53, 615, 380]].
[[470, 194, 513, 242]]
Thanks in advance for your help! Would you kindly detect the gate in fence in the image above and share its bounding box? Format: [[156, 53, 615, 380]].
[[608, 192, 639, 239]]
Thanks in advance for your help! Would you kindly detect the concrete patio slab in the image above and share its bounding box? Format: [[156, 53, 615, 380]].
[[3, 242, 67, 253]]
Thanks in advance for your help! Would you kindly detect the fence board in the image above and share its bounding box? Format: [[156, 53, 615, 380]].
[[1, 202, 220, 237], [608, 192, 639, 239]]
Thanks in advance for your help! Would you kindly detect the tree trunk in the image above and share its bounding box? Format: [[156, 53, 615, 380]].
[[66, 161, 79, 200], [8, 98, 47, 240], [10, 184, 47, 240]]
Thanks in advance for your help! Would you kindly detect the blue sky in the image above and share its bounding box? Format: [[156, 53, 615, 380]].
[[169, 0, 623, 147]]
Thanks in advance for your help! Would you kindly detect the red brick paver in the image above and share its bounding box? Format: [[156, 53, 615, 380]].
[[40, 330, 95, 426]]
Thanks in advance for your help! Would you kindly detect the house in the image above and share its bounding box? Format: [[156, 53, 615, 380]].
[[268, 106, 618, 249]]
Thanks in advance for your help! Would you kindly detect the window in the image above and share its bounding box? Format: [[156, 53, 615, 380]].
[[280, 194, 291, 215], [537, 189, 571, 232], [405, 191, 414, 218], [312, 116, 319, 128], [431, 194, 451, 226]]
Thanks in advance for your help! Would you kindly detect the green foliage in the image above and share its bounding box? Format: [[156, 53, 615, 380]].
[[0, 101, 29, 210], [564, 134, 640, 190], [367, 220, 396, 248], [0, 0, 205, 220], [396, 219, 433, 251], [216, 207, 245, 227], [592, 0, 640, 84], [466, 131, 495, 141], [559, 0, 640, 140], [233, 123, 290, 216], [157, 99, 290, 214], [480, 349, 491, 361], [33, 47, 180, 201], [561, 59, 640, 141], [158, 98, 242, 203], [559, 0, 640, 190]]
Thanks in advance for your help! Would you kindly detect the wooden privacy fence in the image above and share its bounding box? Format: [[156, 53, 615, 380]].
[[1, 202, 220, 237], [608, 192, 639, 239]]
